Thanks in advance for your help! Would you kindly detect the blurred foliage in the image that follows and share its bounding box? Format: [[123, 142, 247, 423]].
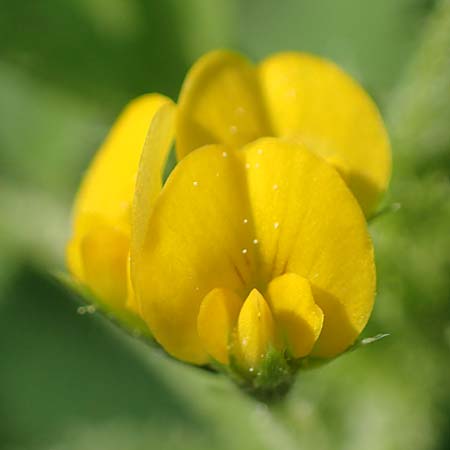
[[0, 0, 449, 449]]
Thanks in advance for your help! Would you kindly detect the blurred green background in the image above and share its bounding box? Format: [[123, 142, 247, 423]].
[[1, 0, 449, 449]]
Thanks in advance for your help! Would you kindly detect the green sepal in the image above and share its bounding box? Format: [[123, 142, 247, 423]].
[[224, 347, 297, 403], [298, 333, 390, 370], [346, 333, 390, 351]]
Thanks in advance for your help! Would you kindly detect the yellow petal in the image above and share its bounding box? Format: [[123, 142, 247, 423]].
[[133, 145, 256, 364], [259, 52, 391, 216], [125, 252, 140, 314], [236, 289, 275, 370], [67, 94, 172, 310], [67, 214, 104, 290], [266, 273, 323, 358], [79, 221, 129, 309], [66, 234, 84, 283], [130, 100, 176, 301], [72, 94, 172, 229], [176, 50, 271, 159], [197, 288, 243, 364], [239, 138, 375, 358]]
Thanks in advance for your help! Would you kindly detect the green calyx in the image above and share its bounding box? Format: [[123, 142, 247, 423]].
[[226, 347, 299, 403]]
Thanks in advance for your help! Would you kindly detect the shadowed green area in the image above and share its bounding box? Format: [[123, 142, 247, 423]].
[[0, 0, 449, 449]]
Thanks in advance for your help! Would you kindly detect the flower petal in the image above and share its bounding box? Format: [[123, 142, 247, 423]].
[[130, 100, 176, 310], [72, 94, 172, 229], [197, 288, 243, 364], [133, 145, 256, 364], [125, 252, 139, 314], [236, 289, 275, 370], [67, 94, 172, 310], [176, 50, 271, 159], [259, 52, 391, 216], [240, 138, 375, 357], [80, 221, 129, 308], [266, 273, 323, 358]]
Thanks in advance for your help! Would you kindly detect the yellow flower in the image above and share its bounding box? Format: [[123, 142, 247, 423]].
[[132, 133, 375, 374], [66, 50, 384, 396], [176, 50, 391, 217]]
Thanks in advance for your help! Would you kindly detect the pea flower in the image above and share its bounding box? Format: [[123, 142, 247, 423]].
[[66, 50, 390, 399]]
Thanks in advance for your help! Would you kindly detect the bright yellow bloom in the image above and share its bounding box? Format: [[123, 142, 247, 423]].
[[66, 50, 384, 396], [177, 50, 391, 217], [131, 135, 375, 374]]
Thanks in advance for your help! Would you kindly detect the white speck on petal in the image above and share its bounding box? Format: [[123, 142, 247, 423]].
[[249, 367, 254, 373], [274, 221, 280, 229], [192, 181, 199, 187], [222, 151, 228, 158], [255, 162, 260, 168], [252, 239, 259, 245], [245, 162, 251, 169], [272, 183, 279, 190], [243, 218, 249, 224], [257, 148, 263, 155], [242, 338, 248, 347], [241, 248, 248, 254]]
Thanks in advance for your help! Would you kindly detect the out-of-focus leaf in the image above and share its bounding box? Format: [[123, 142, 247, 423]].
[[389, 0, 450, 163], [239, 0, 428, 101], [0, 0, 186, 104], [0, 179, 69, 265], [169, 0, 238, 63]]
